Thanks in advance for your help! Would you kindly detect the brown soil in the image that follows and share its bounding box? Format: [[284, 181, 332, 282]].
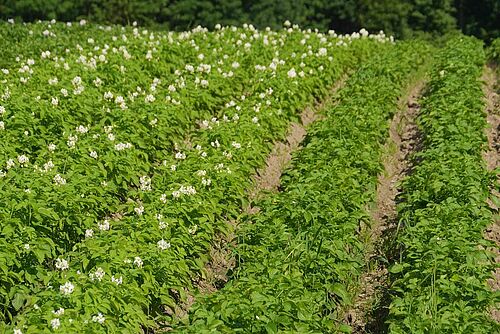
[[191, 218, 238, 299], [481, 66, 500, 323], [344, 79, 426, 333]]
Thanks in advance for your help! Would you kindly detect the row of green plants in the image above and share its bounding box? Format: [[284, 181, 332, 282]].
[[176, 40, 432, 333], [386, 36, 499, 333], [1, 22, 391, 333], [0, 20, 280, 328]]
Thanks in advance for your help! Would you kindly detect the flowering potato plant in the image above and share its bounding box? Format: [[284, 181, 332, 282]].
[[0, 20, 393, 333]]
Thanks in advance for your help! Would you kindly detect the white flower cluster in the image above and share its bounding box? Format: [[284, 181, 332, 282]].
[[157, 239, 171, 251], [92, 313, 105, 324], [156, 214, 169, 229], [71, 76, 85, 95], [16, 155, 29, 167], [51, 318, 60, 329], [52, 308, 65, 316], [98, 219, 110, 231], [133, 256, 143, 268], [43, 160, 55, 172], [114, 142, 132, 151], [85, 229, 94, 238], [53, 174, 66, 186], [75, 125, 89, 134], [134, 205, 144, 215], [67, 134, 78, 148], [175, 151, 186, 160], [111, 275, 123, 285], [172, 185, 197, 198], [59, 281, 75, 295], [139, 175, 151, 191], [55, 258, 69, 270], [89, 267, 105, 281]]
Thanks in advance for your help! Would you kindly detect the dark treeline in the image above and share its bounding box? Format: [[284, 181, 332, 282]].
[[0, 0, 498, 41]]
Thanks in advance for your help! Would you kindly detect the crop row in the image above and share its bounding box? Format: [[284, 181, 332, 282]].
[[1, 22, 392, 333], [386, 36, 499, 333], [177, 40, 431, 333]]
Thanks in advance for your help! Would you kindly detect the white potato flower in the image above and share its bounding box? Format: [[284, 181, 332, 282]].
[[59, 281, 74, 295], [55, 258, 69, 271], [133, 257, 143, 268], [51, 318, 60, 329], [53, 174, 66, 186], [98, 220, 110, 231], [157, 239, 171, 251], [85, 229, 94, 238], [17, 155, 29, 167], [52, 308, 65, 316], [92, 313, 106, 324], [111, 275, 123, 285]]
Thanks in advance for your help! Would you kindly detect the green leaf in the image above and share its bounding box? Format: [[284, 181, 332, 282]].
[[339, 324, 353, 333], [389, 263, 404, 274], [12, 292, 25, 311], [331, 283, 349, 303]]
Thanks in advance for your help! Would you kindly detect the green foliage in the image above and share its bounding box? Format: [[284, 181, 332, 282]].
[[177, 40, 431, 333], [488, 38, 500, 63], [408, 0, 457, 35], [386, 36, 500, 333], [0, 21, 393, 333], [358, 0, 413, 38]]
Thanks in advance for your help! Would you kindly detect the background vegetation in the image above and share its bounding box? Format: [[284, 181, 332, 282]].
[[0, 0, 499, 41]]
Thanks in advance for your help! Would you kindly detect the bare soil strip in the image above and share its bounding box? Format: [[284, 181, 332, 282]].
[[482, 66, 500, 322], [344, 79, 426, 333]]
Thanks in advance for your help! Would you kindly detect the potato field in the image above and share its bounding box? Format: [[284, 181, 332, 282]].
[[0, 20, 499, 333]]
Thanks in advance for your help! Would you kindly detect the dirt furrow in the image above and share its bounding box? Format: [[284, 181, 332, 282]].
[[344, 79, 426, 333], [482, 65, 500, 323]]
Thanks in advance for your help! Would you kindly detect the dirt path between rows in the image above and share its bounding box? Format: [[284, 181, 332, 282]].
[[161, 76, 349, 326], [344, 78, 426, 333], [482, 65, 500, 323]]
